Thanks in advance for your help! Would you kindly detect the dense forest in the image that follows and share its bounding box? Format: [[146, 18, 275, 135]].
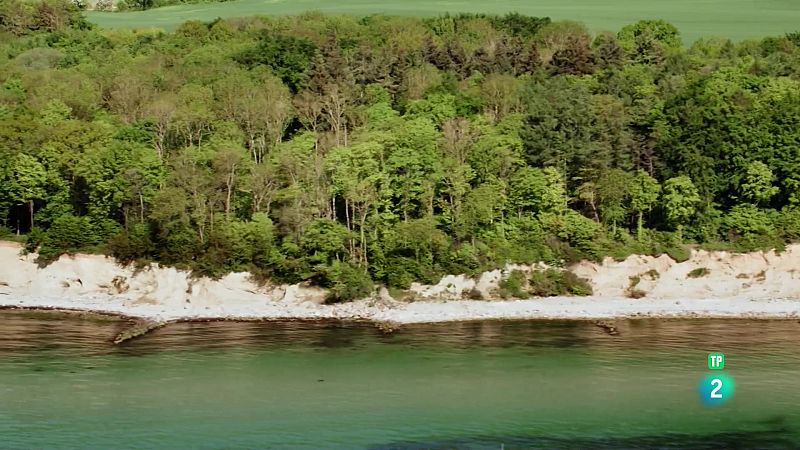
[[2, 0, 800, 300]]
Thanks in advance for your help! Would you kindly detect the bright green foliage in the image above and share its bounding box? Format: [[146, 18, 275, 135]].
[[7, 154, 47, 228], [778, 208, 800, 240], [741, 161, 779, 206], [663, 176, 701, 240], [595, 168, 633, 231], [723, 204, 780, 251], [324, 261, 374, 303], [629, 170, 661, 241], [617, 20, 681, 63], [301, 219, 351, 265], [3, 9, 800, 299], [540, 210, 601, 257]]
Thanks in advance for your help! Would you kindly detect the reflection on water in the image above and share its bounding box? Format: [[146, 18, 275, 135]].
[[370, 428, 798, 450], [1, 310, 799, 449]]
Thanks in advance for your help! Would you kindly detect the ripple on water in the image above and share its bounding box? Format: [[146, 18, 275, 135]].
[[1, 311, 799, 449]]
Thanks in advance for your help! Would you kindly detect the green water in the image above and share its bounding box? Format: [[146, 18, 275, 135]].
[[1, 311, 799, 449]]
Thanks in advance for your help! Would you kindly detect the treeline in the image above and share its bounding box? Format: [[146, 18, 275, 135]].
[[2, 7, 800, 300], [112, 0, 236, 13]]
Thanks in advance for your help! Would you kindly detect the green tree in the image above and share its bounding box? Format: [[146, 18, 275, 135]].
[[663, 176, 701, 241], [326, 142, 385, 266], [628, 170, 661, 241], [509, 166, 565, 216], [741, 161, 779, 206], [9, 154, 47, 229], [617, 20, 681, 64], [522, 77, 599, 182]]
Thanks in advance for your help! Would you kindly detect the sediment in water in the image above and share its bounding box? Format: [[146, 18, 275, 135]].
[[113, 320, 169, 344]]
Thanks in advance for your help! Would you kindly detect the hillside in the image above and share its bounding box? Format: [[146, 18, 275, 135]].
[[2, 3, 800, 301]]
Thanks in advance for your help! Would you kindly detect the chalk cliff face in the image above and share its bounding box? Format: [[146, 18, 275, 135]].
[[1, 240, 799, 322], [0, 241, 326, 320], [570, 246, 800, 300]]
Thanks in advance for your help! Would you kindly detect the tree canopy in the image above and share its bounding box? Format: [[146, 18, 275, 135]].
[[2, 7, 800, 299]]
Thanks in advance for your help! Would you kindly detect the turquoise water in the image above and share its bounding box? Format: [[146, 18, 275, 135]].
[[1, 311, 799, 449]]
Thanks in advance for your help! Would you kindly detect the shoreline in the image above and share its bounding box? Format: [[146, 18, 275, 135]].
[[1, 240, 799, 325], [2, 293, 799, 325]]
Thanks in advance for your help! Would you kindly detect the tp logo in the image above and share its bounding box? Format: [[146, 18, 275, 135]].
[[700, 353, 734, 406], [708, 353, 724, 370]]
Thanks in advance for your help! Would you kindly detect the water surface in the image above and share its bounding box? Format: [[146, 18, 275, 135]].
[[1, 310, 799, 449]]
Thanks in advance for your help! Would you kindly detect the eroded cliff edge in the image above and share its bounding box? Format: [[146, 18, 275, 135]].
[[1, 241, 799, 323]]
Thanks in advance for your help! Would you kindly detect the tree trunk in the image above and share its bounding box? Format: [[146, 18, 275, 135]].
[[225, 166, 235, 220], [637, 211, 644, 242], [29, 200, 34, 229], [344, 198, 351, 231], [139, 193, 145, 223], [360, 207, 368, 267]]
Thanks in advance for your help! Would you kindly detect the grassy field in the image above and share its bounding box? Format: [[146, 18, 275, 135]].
[[85, 0, 800, 43]]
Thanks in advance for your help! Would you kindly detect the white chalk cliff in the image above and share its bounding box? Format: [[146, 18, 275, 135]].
[[1, 241, 799, 322]]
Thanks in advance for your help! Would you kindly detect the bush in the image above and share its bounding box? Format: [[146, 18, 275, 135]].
[[0, 226, 13, 238], [665, 245, 691, 262], [465, 288, 484, 300], [528, 269, 593, 297], [627, 288, 647, 299], [723, 205, 780, 251], [109, 223, 154, 264], [497, 269, 527, 298], [157, 224, 199, 266], [626, 275, 647, 298], [564, 271, 594, 296], [324, 261, 374, 304], [384, 256, 419, 289], [687, 267, 711, 278], [777, 207, 800, 240], [540, 210, 602, 258], [34, 214, 102, 265]]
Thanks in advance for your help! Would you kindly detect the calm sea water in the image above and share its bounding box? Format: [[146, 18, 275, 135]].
[[1, 310, 799, 449]]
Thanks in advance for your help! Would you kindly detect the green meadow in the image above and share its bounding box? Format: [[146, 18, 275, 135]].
[[86, 0, 800, 43]]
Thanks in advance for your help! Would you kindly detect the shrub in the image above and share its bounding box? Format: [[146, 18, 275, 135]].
[[778, 207, 800, 239], [541, 210, 602, 257], [324, 261, 374, 304], [564, 271, 593, 296], [497, 269, 527, 299], [0, 226, 13, 238], [528, 269, 592, 297], [644, 269, 660, 280], [666, 245, 691, 262], [34, 214, 102, 265], [687, 267, 711, 278], [109, 223, 154, 264], [384, 256, 418, 289], [465, 288, 484, 300], [625, 273, 650, 298], [627, 288, 647, 299], [724, 204, 782, 251]]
